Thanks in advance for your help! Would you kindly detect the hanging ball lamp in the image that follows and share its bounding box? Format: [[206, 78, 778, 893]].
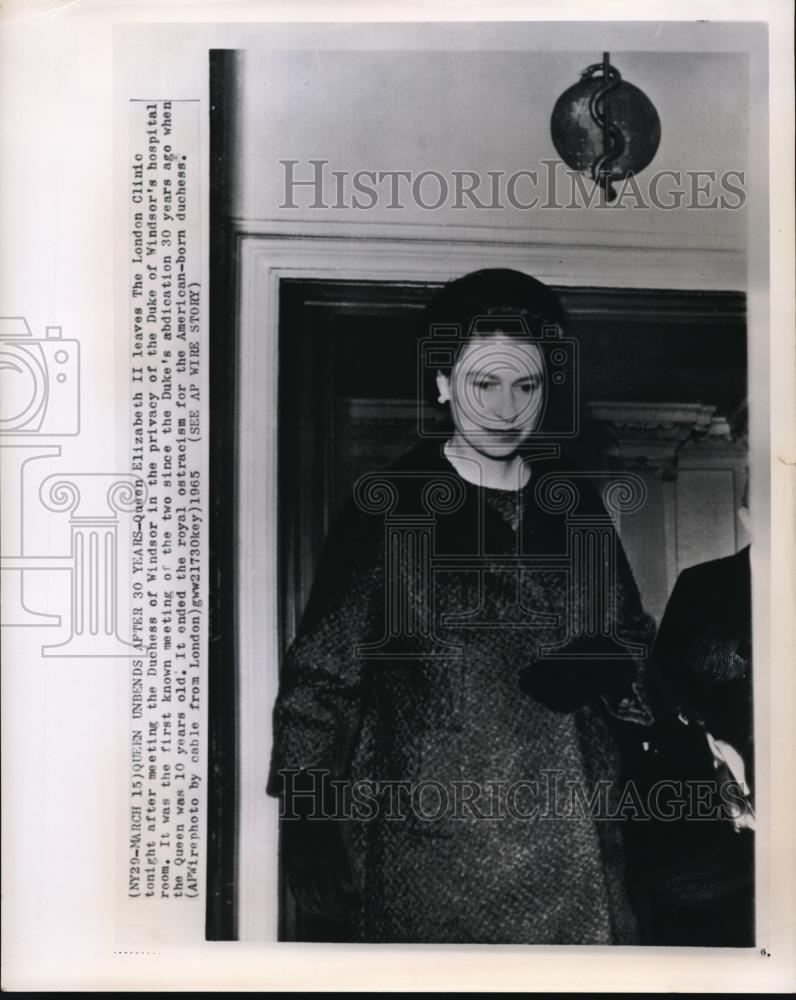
[[550, 53, 661, 202]]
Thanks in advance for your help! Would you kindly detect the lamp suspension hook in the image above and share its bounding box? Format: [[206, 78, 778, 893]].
[[582, 52, 625, 201], [550, 52, 661, 206]]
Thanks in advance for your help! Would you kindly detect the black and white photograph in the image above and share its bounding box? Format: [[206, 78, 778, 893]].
[[208, 26, 764, 947], [2, 4, 794, 992]]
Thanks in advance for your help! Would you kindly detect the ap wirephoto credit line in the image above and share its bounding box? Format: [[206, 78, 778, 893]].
[[127, 99, 205, 907]]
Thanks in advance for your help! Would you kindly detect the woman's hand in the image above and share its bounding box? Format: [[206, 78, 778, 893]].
[[519, 651, 637, 713], [283, 815, 359, 921]]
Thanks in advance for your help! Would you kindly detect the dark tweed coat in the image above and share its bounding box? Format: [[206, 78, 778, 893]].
[[268, 440, 657, 943]]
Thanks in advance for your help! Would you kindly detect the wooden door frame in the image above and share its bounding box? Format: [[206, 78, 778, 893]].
[[226, 226, 748, 940]]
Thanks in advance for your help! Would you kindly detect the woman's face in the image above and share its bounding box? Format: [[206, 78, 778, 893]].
[[437, 336, 546, 459]]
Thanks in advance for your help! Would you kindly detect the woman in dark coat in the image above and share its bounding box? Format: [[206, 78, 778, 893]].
[[268, 269, 658, 944]]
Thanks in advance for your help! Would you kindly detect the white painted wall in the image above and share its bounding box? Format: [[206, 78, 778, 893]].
[[229, 36, 758, 940], [230, 46, 748, 263]]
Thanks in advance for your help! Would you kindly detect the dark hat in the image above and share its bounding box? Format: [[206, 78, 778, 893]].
[[424, 268, 566, 338]]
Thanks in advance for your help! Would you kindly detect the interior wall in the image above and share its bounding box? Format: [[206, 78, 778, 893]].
[[218, 39, 755, 941], [230, 234, 750, 941], [229, 47, 748, 269]]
